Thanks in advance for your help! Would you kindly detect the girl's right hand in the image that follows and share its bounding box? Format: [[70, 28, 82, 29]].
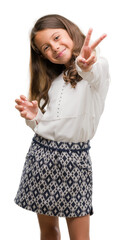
[[77, 28, 107, 72], [15, 95, 38, 120]]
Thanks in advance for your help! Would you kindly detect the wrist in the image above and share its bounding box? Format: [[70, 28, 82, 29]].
[[28, 108, 43, 123], [80, 65, 93, 72]]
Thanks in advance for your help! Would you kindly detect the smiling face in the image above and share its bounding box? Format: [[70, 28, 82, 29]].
[[34, 28, 74, 67]]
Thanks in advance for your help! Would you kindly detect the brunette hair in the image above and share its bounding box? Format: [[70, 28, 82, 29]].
[[29, 14, 85, 112]]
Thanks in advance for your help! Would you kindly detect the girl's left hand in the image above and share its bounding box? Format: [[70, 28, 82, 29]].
[[76, 28, 107, 72]]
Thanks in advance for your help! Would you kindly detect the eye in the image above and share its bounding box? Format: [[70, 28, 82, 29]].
[[54, 35, 59, 40], [44, 45, 49, 52]]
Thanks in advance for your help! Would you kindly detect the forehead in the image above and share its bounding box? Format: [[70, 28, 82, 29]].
[[35, 28, 69, 46]]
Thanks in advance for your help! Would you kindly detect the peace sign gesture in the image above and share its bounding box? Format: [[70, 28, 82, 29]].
[[76, 28, 107, 72]]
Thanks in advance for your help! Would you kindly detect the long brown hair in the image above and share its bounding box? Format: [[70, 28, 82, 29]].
[[29, 14, 85, 112]]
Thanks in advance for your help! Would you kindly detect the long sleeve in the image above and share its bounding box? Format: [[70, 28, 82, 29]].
[[25, 108, 44, 131], [75, 56, 110, 102]]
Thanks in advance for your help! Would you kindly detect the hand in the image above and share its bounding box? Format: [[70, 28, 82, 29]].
[[15, 95, 38, 120], [76, 28, 107, 72]]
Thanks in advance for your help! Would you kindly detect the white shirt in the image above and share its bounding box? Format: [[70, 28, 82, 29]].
[[26, 56, 110, 143]]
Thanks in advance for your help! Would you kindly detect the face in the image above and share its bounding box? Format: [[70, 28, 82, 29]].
[[34, 28, 74, 67]]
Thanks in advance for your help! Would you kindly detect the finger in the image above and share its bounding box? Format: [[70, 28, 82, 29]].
[[20, 95, 27, 101], [91, 33, 107, 50], [32, 100, 38, 107], [79, 63, 92, 71], [83, 28, 93, 47], [86, 60, 96, 68], [15, 99, 23, 105], [78, 55, 94, 64], [20, 110, 28, 118], [15, 98, 27, 106], [77, 59, 88, 69], [15, 105, 25, 111], [80, 61, 94, 71], [77, 58, 95, 70], [20, 95, 36, 109], [79, 58, 86, 64], [20, 110, 33, 120], [85, 55, 97, 65], [15, 98, 32, 107]]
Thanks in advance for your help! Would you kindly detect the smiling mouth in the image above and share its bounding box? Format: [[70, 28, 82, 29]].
[[56, 48, 66, 58]]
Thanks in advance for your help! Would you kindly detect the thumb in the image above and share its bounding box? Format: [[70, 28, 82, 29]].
[[32, 100, 38, 108], [76, 56, 86, 67]]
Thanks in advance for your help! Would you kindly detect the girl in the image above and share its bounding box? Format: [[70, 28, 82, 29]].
[[14, 14, 110, 240]]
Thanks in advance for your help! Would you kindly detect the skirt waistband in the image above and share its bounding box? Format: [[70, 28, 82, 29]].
[[33, 134, 91, 153]]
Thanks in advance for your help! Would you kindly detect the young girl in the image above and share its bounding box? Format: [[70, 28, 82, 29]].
[[14, 14, 110, 240]]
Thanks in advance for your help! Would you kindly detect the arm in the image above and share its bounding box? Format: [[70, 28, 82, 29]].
[[75, 56, 110, 101], [75, 28, 110, 100]]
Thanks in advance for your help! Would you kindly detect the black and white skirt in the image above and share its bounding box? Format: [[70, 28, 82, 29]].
[[14, 134, 93, 218]]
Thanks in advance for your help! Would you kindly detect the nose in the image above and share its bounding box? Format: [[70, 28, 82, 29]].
[[51, 42, 59, 52]]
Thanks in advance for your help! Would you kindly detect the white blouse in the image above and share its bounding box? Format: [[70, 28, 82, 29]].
[[26, 56, 110, 143]]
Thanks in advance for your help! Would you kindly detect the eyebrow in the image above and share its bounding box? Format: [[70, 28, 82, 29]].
[[40, 32, 60, 49]]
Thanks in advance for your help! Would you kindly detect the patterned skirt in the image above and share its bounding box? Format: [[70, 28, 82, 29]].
[[14, 134, 93, 218]]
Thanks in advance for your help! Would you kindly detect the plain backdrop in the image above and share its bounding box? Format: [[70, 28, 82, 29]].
[[0, 0, 124, 239]]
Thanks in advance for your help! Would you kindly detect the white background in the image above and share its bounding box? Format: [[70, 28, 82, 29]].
[[0, 0, 124, 239]]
